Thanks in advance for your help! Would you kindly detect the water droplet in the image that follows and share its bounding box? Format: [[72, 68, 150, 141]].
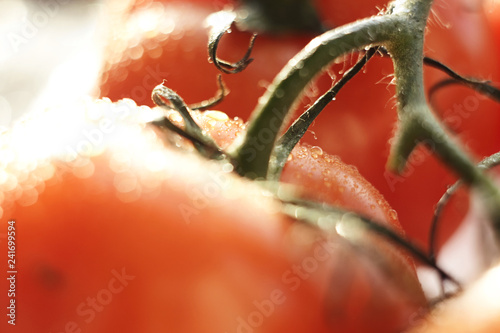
[[310, 146, 323, 159], [289, 58, 299, 68], [205, 110, 228, 122], [275, 89, 285, 99], [389, 209, 398, 221], [168, 113, 183, 124], [299, 68, 310, 78]]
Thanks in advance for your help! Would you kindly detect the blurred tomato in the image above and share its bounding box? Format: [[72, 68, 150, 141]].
[[0, 98, 426, 333], [98, 0, 500, 251], [485, 0, 500, 56]]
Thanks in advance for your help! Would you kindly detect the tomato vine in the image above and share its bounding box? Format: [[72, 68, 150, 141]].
[[204, 0, 500, 244], [149, 0, 500, 301]]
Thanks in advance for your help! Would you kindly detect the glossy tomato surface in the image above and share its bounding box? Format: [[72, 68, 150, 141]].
[[99, 0, 500, 251], [485, 0, 500, 59], [0, 99, 426, 333]]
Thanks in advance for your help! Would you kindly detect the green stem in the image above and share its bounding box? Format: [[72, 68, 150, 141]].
[[228, 0, 500, 241], [229, 15, 401, 178], [269, 47, 378, 181], [281, 200, 460, 288], [386, 0, 500, 241]]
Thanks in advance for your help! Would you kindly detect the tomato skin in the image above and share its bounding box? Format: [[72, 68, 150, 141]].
[[0, 99, 425, 333], [100, 2, 311, 115], [485, 0, 500, 77], [101, 0, 500, 251], [312, 0, 389, 26], [187, 110, 399, 226]]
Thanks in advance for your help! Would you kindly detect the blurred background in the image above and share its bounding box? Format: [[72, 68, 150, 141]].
[[0, 0, 132, 127]]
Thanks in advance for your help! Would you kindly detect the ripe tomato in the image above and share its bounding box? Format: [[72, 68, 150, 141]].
[[485, 0, 500, 57], [99, 0, 500, 251], [0, 98, 426, 333], [312, 0, 388, 26]]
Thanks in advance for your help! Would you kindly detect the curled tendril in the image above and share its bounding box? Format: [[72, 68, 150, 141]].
[[207, 10, 257, 74], [189, 75, 228, 111], [153, 76, 228, 112], [424, 57, 500, 103], [151, 81, 225, 159], [377, 49, 500, 103]]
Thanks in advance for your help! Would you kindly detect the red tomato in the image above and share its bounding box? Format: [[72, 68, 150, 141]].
[[312, 0, 388, 26], [0, 98, 426, 333], [485, 0, 500, 56], [100, 2, 311, 114], [99, 0, 500, 251]]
